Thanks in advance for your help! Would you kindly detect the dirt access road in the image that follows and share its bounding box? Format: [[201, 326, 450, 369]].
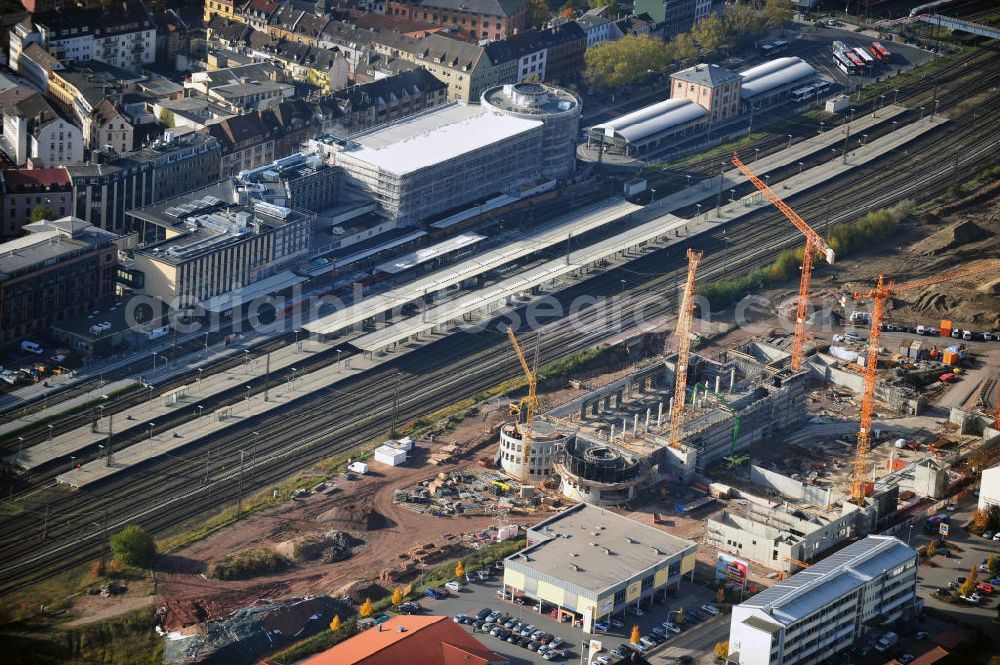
[[155, 444, 511, 631]]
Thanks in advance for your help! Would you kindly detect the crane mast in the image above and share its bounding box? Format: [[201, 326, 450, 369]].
[[668, 249, 703, 450], [850, 262, 999, 504], [731, 153, 834, 371], [506, 327, 538, 486]]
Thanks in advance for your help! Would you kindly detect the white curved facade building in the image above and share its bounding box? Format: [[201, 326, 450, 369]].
[[481, 83, 581, 182], [499, 419, 569, 482], [739, 57, 818, 104]]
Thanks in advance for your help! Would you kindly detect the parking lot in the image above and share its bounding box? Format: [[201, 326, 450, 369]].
[[417, 573, 730, 664], [909, 497, 1000, 629]]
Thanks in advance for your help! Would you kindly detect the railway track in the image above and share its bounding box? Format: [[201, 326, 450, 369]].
[[2, 49, 1000, 596]]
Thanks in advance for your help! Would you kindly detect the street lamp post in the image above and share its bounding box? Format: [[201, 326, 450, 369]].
[[197, 367, 203, 392], [753, 147, 760, 163], [892, 120, 898, 133], [798, 161, 804, 175], [918, 106, 926, 121], [696, 203, 702, 217], [148, 423, 155, 451], [151, 351, 158, 370], [786, 134, 793, 150], [148, 384, 154, 414], [244, 349, 250, 374], [294, 329, 301, 352], [251, 430, 259, 486], [17, 436, 24, 463], [893, 88, 899, 105], [245, 385, 252, 412], [289, 367, 297, 391], [48, 424, 54, 451], [69, 456, 76, 472], [204, 333, 209, 357], [650, 188, 656, 203], [819, 121, 825, 134], [336, 348, 342, 371]]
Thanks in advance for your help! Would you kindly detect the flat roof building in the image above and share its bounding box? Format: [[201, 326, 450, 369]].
[[0, 217, 118, 342], [727, 535, 919, 665], [128, 189, 314, 305], [332, 102, 548, 224], [502, 503, 697, 632]]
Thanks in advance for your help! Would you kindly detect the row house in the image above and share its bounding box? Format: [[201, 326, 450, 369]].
[[0, 86, 84, 168], [316, 67, 447, 135], [385, 0, 531, 42]]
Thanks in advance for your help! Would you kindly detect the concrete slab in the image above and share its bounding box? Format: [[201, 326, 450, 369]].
[[9, 339, 330, 471]]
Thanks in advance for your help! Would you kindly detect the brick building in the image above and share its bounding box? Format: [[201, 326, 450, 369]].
[[385, 0, 530, 42]]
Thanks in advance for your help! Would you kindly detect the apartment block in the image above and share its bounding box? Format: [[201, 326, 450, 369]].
[[727, 536, 919, 665]]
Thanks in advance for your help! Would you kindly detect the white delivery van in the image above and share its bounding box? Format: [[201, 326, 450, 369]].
[[20, 340, 44, 355], [348, 461, 368, 475]]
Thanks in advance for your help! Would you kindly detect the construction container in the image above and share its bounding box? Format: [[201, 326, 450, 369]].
[[941, 350, 959, 366], [909, 341, 923, 359], [940, 319, 952, 337], [374, 445, 407, 466]]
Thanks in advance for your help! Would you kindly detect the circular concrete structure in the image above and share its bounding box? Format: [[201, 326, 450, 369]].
[[481, 83, 581, 182], [499, 419, 569, 482], [557, 435, 643, 506]]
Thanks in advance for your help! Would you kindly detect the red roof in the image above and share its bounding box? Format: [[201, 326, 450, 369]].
[[300, 615, 506, 665], [3, 167, 71, 191]]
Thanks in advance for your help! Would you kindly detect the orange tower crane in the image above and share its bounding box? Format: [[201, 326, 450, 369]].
[[506, 327, 538, 485], [731, 152, 835, 371], [668, 248, 704, 450], [850, 262, 1000, 504]]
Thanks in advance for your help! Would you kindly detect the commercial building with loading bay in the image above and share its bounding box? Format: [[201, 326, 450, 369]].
[[500, 502, 697, 632]]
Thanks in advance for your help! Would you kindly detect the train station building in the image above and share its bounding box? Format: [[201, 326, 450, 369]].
[[500, 503, 697, 632]]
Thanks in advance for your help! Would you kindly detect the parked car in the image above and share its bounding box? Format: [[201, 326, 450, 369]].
[[445, 580, 463, 592], [701, 604, 721, 616], [527, 640, 542, 651], [898, 655, 915, 664], [946, 501, 957, 511], [453, 614, 469, 623], [425, 588, 446, 600], [990, 577, 1000, 586], [959, 594, 980, 604], [652, 626, 668, 637], [609, 617, 624, 629], [611, 646, 631, 658], [976, 583, 994, 594], [663, 622, 682, 634], [594, 621, 610, 632], [985, 531, 995, 540], [640, 636, 658, 648], [520, 624, 536, 637], [914, 631, 929, 640], [627, 606, 644, 616]]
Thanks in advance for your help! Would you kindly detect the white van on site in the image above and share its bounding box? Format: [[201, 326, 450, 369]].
[[916, 325, 926, 335], [20, 340, 43, 355]]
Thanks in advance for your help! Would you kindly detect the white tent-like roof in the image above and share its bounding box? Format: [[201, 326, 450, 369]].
[[739, 57, 817, 100], [590, 98, 707, 144]]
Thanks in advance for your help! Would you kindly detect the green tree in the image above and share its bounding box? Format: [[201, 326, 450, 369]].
[[527, 0, 550, 27], [763, 0, 793, 30], [109, 525, 157, 567], [722, 4, 768, 49], [692, 14, 725, 53], [584, 35, 669, 90], [29, 205, 53, 223], [666, 32, 698, 64]]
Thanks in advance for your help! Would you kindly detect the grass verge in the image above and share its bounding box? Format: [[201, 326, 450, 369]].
[[0, 606, 162, 665], [698, 199, 914, 308]]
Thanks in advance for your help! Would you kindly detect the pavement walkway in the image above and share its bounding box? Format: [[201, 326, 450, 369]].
[[8, 339, 335, 472], [54, 344, 374, 488]]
